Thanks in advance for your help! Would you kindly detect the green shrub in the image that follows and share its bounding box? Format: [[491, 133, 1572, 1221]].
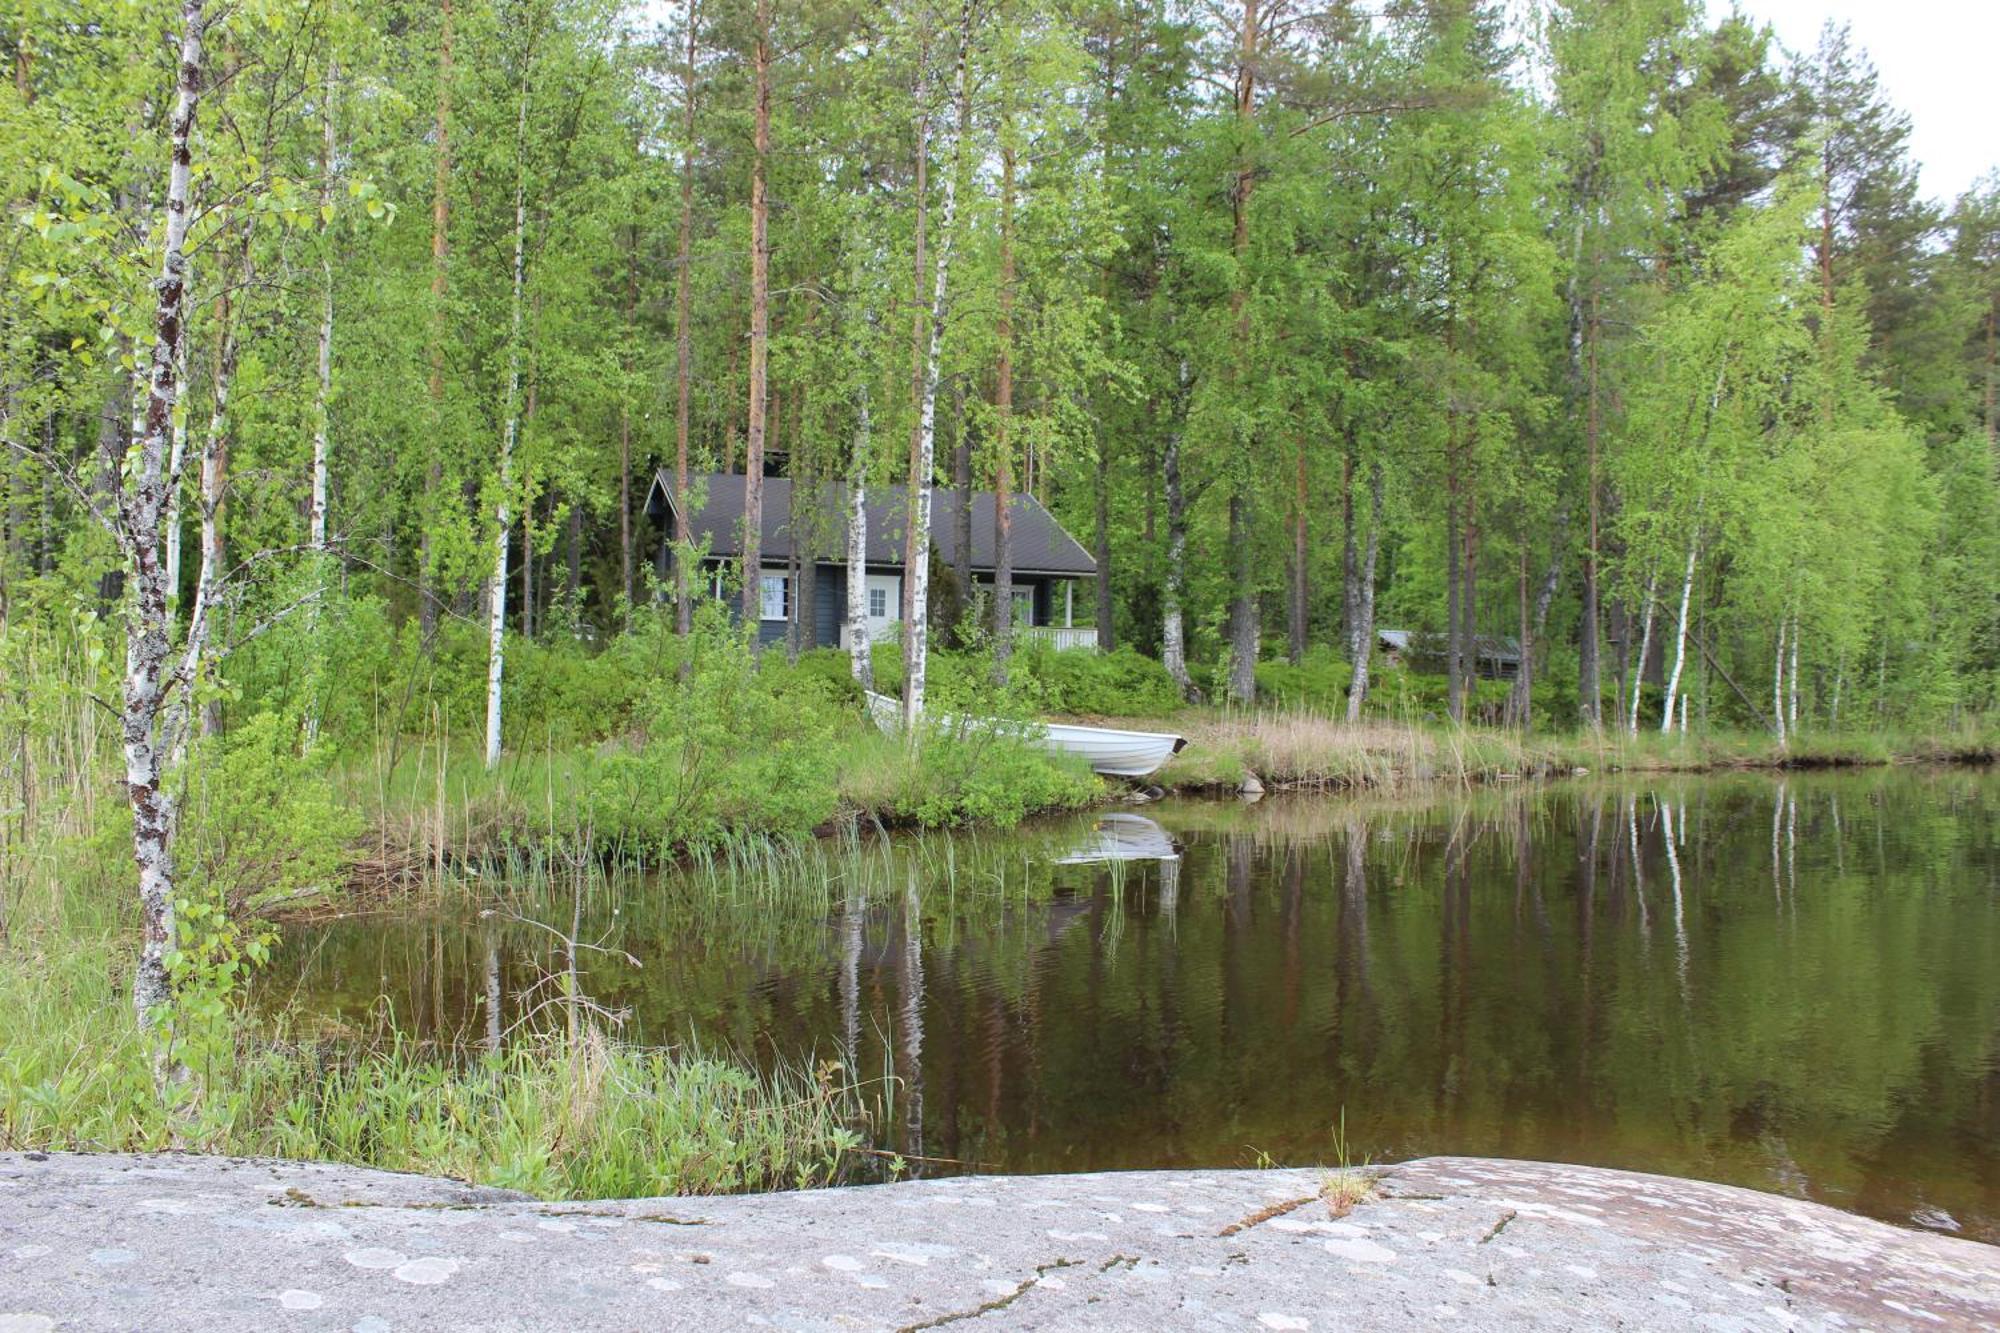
[[584, 608, 844, 854], [180, 711, 363, 913], [1254, 649, 1354, 711], [1013, 643, 1185, 716]]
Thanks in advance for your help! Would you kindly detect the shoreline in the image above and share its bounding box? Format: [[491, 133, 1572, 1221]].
[[4, 1150, 1994, 1330]]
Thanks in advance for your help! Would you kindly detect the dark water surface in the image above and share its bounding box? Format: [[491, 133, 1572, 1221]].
[[265, 769, 2000, 1241]]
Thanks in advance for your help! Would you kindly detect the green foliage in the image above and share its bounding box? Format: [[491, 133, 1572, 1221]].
[[1254, 650, 1354, 712], [584, 608, 843, 855], [1013, 643, 1186, 717], [180, 712, 363, 912]]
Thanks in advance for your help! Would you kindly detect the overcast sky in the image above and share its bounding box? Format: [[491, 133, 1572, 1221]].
[[1728, 0, 1996, 205]]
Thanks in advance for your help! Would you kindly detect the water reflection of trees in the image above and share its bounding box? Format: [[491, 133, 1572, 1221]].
[[262, 770, 2000, 1239]]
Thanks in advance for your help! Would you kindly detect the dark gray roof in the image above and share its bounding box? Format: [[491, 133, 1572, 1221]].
[[646, 472, 1097, 577]]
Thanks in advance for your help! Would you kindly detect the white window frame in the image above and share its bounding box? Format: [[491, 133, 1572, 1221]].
[[868, 586, 888, 619], [759, 571, 789, 622]]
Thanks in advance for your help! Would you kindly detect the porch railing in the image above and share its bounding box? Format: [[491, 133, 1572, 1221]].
[[1018, 625, 1099, 652]]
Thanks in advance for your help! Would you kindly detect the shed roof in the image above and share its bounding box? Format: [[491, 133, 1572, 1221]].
[[646, 472, 1097, 578]]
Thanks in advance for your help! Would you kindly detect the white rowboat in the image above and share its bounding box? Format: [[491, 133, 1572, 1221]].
[[863, 691, 1188, 779], [1052, 813, 1181, 864]]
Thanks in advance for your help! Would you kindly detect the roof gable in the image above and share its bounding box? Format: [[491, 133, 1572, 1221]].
[[646, 473, 1097, 577]]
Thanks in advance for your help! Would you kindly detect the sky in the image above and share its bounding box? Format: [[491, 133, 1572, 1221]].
[[1730, 0, 1997, 205]]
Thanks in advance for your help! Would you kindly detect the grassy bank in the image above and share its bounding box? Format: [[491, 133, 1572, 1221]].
[[1146, 711, 1998, 794], [3, 605, 1991, 1202]]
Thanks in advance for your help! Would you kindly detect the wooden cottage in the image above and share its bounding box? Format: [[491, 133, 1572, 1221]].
[[1376, 628, 1523, 680], [644, 472, 1099, 652]]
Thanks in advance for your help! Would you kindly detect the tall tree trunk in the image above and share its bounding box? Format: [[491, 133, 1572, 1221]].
[[1340, 440, 1357, 663], [1510, 520, 1566, 729], [1345, 462, 1382, 723], [1444, 452, 1462, 724], [162, 317, 189, 614], [740, 0, 771, 637], [672, 0, 698, 633], [1460, 484, 1479, 721], [311, 46, 337, 560], [1511, 546, 1531, 730], [1161, 370, 1190, 698], [1579, 281, 1603, 729], [950, 382, 972, 638], [1772, 617, 1787, 746], [1627, 575, 1656, 736], [1223, 0, 1259, 707], [193, 236, 250, 744], [1661, 536, 1696, 734], [846, 383, 873, 689], [121, 0, 207, 1040], [1227, 492, 1256, 705], [1287, 439, 1306, 665], [900, 0, 973, 729], [618, 227, 634, 618], [991, 90, 1016, 683], [420, 0, 453, 636], [1093, 436, 1113, 652], [484, 74, 530, 771]]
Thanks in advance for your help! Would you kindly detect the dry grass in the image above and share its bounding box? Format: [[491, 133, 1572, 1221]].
[[1155, 711, 1562, 793], [1148, 711, 1996, 795]]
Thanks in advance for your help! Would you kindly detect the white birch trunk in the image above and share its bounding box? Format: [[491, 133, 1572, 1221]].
[[1160, 366, 1189, 697], [485, 81, 530, 771], [1772, 618, 1787, 746], [187, 242, 248, 747], [1345, 463, 1382, 723], [900, 0, 972, 731], [302, 52, 338, 751], [846, 386, 873, 689], [1661, 535, 1696, 735], [162, 318, 189, 611], [1627, 575, 1656, 737], [123, 0, 207, 1038]]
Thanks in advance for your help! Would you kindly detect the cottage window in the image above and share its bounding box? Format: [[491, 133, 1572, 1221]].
[[869, 587, 888, 618], [760, 573, 789, 621]]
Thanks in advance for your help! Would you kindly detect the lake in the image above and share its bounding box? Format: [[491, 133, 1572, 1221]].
[[263, 767, 2000, 1241]]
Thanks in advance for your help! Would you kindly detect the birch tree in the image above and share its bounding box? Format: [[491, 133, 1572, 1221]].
[[485, 26, 539, 770], [900, 0, 975, 728]]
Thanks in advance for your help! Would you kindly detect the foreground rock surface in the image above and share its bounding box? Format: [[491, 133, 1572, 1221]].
[[2, 1152, 1995, 1331]]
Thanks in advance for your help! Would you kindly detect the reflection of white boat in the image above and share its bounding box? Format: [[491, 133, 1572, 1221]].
[[1053, 813, 1180, 864], [864, 691, 1188, 779]]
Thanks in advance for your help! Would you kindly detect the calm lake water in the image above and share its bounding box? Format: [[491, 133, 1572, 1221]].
[[264, 768, 2000, 1241]]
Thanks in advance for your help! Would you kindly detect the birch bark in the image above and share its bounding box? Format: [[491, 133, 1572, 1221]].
[[1661, 536, 1696, 735], [1627, 575, 1656, 736], [846, 384, 873, 688], [484, 74, 531, 770], [1345, 462, 1381, 723], [990, 72, 1017, 682], [900, 0, 972, 729], [189, 236, 250, 746], [1160, 367, 1190, 698], [1772, 618, 1787, 746], [123, 0, 208, 1038]]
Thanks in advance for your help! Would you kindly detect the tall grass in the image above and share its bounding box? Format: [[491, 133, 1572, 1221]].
[[1153, 708, 1996, 794], [0, 615, 872, 1199]]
